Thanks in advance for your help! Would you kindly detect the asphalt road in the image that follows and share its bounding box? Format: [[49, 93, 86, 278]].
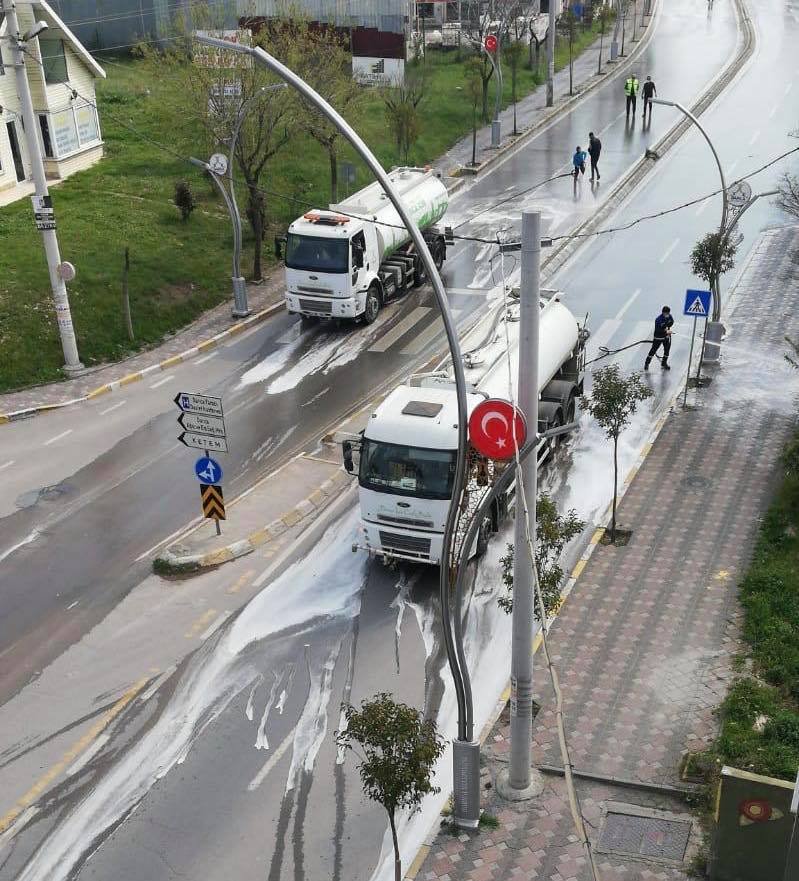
[[3, 0, 798, 876]]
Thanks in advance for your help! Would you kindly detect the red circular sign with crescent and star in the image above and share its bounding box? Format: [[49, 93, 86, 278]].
[[484, 33, 498, 53], [468, 398, 527, 460]]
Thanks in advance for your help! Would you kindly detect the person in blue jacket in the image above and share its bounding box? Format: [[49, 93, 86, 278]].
[[645, 306, 674, 370], [572, 146, 587, 181]]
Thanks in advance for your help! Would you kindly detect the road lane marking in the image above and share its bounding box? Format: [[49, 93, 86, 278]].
[[748, 129, 761, 146], [0, 806, 38, 853], [785, 83, 793, 95], [0, 677, 148, 836], [726, 160, 738, 176], [696, 197, 711, 216], [368, 306, 431, 353], [99, 400, 126, 416], [0, 530, 40, 565], [195, 351, 219, 364], [66, 733, 109, 776], [185, 609, 217, 639], [149, 375, 175, 389], [199, 610, 231, 641], [227, 569, 257, 595], [0, 460, 14, 472], [247, 725, 297, 791], [659, 238, 680, 264], [400, 316, 445, 355], [615, 288, 641, 320], [43, 429, 73, 446], [769, 104, 778, 118], [138, 665, 177, 702]]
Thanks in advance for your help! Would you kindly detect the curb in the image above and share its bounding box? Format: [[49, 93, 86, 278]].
[[153, 464, 350, 574], [541, 0, 755, 282], [443, 6, 660, 199], [0, 301, 284, 425]]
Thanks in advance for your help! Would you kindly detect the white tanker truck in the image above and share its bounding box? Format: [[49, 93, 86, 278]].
[[343, 295, 589, 564], [280, 167, 449, 324]]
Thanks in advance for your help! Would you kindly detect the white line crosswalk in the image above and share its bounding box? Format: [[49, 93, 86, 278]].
[[368, 306, 431, 353]]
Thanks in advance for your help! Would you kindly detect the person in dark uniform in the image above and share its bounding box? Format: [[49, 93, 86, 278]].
[[642, 75, 657, 120], [588, 132, 601, 181], [645, 306, 674, 370]]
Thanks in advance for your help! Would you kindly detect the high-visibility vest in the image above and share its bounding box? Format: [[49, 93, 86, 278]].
[[625, 77, 639, 96]]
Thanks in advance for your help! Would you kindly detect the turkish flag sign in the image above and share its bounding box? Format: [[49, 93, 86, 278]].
[[468, 398, 527, 460]]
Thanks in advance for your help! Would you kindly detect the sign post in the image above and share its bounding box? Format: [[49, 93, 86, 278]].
[[175, 392, 228, 532], [682, 289, 711, 408]]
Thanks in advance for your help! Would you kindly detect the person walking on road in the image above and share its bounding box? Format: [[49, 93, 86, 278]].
[[642, 75, 657, 120], [625, 74, 639, 119], [645, 306, 674, 370], [572, 146, 587, 181], [588, 132, 601, 181]]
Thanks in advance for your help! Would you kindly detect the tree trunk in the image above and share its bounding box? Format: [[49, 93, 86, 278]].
[[471, 107, 477, 165], [388, 812, 401, 881], [569, 37, 574, 95], [598, 28, 603, 74], [246, 186, 265, 282], [122, 246, 134, 341], [328, 145, 338, 203], [512, 68, 518, 134], [611, 436, 619, 543], [482, 79, 490, 122]]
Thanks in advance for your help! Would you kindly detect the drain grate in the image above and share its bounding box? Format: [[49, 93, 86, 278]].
[[598, 809, 691, 863]]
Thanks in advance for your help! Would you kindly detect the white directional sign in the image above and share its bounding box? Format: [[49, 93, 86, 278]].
[[179, 431, 228, 453], [178, 412, 226, 438], [174, 392, 223, 418]]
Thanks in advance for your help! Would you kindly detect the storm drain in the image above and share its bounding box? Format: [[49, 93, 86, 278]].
[[597, 806, 691, 865]]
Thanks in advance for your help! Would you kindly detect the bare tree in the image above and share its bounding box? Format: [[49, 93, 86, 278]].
[[777, 171, 799, 221]]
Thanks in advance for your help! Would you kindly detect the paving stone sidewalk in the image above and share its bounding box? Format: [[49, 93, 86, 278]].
[[415, 228, 799, 881]]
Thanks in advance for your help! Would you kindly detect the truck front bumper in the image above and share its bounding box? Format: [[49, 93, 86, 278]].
[[285, 291, 364, 319], [354, 522, 444, 566]]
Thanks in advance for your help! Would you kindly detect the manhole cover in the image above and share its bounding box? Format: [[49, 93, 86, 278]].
[[682, 473, 710, 490], [598, 810, 690, 863]]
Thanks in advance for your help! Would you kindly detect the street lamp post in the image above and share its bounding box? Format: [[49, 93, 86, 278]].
[[192, 35, 479, 828]]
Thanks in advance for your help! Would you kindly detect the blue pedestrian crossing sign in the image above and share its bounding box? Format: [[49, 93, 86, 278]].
[[684, 289, 711, 317], [195, 456, 223, 485]]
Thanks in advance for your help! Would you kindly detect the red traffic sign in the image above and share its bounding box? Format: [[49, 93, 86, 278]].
[[484, 33, 498, 53], [468, 398, 527, 460]]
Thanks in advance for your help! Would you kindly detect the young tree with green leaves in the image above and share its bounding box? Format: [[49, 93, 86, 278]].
[[336, 694, 445, 881], [557, 8, 579, 96], [596, 4, 615, 74], [382, 68, 427, 165], [581, 365, 653, 543], [689, 231, 738, 317], [464, 57, 483, 166], [502, 36, 526, 136], [498, 492, 585, 617]]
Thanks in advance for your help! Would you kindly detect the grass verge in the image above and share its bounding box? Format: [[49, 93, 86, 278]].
[[0, 21, 608, 393]]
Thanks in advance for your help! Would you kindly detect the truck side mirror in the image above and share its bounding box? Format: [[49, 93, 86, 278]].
[[343, 441, 354, 473], [274, 235, 286, 260]]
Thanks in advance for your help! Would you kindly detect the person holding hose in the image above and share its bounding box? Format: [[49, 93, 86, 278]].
[[645, 306, 674, 370], [625, 74, 639, 120]]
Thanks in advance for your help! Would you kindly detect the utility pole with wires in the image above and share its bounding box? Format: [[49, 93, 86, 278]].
[[496, 209, 544, 801], [2, 0, 83, 373]]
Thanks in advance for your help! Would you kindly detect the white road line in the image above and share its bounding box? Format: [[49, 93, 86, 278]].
[[726, 160, 738, 177], [769, 104, 778, 118], [369, 306, 431, 353], [446, 287, 493, 297], [785, 83, 793, 95], [247, 726, 297, 791], [149, 375, 175, 389], [587, 319, 623, 357], [696, 197, 711, 216], [99, 400, 126, 416], [598, 110, 627, 137], [0, 460, 14, 472], [138, 666, 176, 702], [0, 529, 40, 565], [615, 288, 641, 321], [195, 351, 219, 364], [0, 806, 39, 852], [66, 733, 110, 776], [748, 129, 761, 146], [659, 238, 680, 264], [400, 316, 444, 355], [43, 429, 73, 446], [66, 600, 79, 610], [199, 610, 231, 641]]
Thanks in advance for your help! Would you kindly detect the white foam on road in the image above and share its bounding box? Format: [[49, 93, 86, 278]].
[[15, 509, 367, 881]]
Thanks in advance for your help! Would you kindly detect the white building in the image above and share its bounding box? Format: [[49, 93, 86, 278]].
[[0, 0, 105, 204]]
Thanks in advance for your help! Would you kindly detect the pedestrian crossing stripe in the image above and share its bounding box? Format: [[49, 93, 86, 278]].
[[201, 484, 226, 520], [685, 296, 708, 316]]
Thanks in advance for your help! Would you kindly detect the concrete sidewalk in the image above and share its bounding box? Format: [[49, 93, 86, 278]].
[[412, 228, 799, 881], [1, 11, 655, 420]]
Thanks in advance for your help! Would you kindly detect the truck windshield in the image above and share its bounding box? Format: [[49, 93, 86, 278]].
[[285, 234, 349, 274], [359, 439, 456, 500]]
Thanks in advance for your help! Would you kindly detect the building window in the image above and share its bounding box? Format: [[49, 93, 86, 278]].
[[39, 38, 68, 85], [38, 103, 101, 159]]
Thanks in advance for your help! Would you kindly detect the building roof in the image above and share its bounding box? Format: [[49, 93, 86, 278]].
[[1, 0, 107, 79]]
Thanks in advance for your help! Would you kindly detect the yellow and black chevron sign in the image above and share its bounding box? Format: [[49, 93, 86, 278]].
[[201, 484, 226, 520]]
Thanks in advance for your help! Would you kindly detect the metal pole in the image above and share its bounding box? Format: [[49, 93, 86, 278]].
[[3, 0, 83, 373], [193, 32, 473, 820], [610, 0, 622, 60], [546, 0, 556, 105], [683, 316, 697, 409], [492, 37, 502, 148], [498, 210, 543, 800]]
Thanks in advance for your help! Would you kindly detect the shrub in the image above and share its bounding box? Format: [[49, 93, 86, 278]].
[[173, 179, 196, 222]]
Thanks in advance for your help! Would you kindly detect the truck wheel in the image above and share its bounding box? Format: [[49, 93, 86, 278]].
[[433, 240, 445, 271], [413, 254, 428, 287], [363, 286, 380, 325]]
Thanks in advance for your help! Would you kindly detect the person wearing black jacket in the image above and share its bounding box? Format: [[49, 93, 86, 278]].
[[588, 132, 601, 181], [645, 306, 674, 370]]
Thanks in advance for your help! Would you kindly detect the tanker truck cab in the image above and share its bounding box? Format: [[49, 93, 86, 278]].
[[282, 167, 448, 324], [354, 385, 485, 565]]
